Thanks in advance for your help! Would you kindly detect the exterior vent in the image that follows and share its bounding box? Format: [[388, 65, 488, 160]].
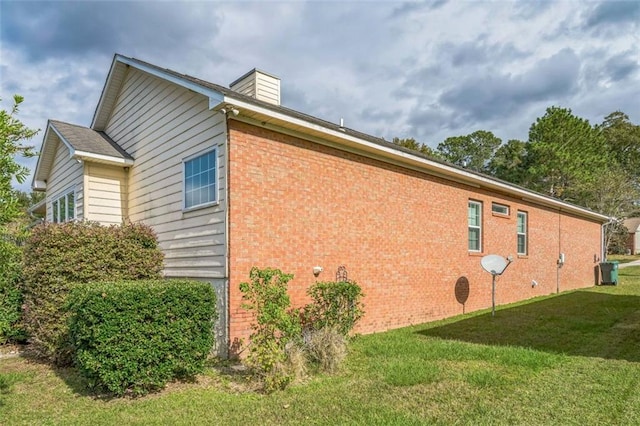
[[230, 69, 281, 106]]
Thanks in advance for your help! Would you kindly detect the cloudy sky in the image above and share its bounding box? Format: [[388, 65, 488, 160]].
[[1, 0, 639, 192]]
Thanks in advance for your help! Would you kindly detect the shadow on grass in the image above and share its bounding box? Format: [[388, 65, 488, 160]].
[[420, 290, 640, 363]]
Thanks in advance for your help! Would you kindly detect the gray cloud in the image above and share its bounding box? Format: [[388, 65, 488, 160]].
[[439, 48, 580, 123], [391, 0, 447, 17], [583, 1, 640, 29], [1, 1, 638, 191], [605, 52, 638, 82], [0, 2, 222, 62], [511, 1, 555, 19], [442, 38, 529, 68]]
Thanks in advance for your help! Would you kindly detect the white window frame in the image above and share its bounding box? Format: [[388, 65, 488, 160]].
[[51, 190, 75, 223], [183, 148, 218, 211], [517, 211, 528, 255], [491, 202, 509, 216], [468, 200, 482, 252]]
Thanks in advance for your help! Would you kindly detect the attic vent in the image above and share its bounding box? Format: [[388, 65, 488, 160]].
[[230, 69, 281, 106]]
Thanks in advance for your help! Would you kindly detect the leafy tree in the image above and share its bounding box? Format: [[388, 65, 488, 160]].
[[599, 111, 640, 183], [525, 106, 608, 200], [487, 139, 528, 184], [0, 96, 38, 343], [391, 137, 440, 158], [436, 130, 501, 172], [1, 95, 39, 225]]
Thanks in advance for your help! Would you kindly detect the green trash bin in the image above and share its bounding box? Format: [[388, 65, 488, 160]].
[[600, 261, 619, 285]]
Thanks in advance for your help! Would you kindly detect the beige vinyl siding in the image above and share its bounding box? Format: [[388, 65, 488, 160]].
[[255, 73, 280, 105], [85, 163, 127, 225], [105, 68, 227, 279], [230, 70, 280, 105], [46, 139, 84, 222]]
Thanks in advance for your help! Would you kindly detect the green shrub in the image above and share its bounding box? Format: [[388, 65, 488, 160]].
[[239, 267, 302, 392], [303, 280, 365, 336], [239, 270, 366, 390], [21, 221, 164, 364], [67, 279, 217, 396], [0, 236, 26, 343]]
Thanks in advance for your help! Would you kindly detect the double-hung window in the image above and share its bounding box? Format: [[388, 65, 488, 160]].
[[51, 191, 75, 223], [468, 200, 482, 252], [184, 149, 217, 210], [517, 211, 528, 255]]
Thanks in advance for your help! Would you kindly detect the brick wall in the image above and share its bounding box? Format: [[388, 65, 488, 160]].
[[227, 120, 602, 351]]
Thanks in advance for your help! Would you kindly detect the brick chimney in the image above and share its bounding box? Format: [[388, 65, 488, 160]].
[[230, 69, 281, 106]]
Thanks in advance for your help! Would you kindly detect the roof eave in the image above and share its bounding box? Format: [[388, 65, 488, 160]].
[[92, 54, 224, 130], [74, 151, 135, 166], [28, 198, 46, 214], [31, 121, 62, 190], [220, 95, 610, 224]]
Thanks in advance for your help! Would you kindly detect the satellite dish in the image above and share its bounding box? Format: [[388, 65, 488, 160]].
[[480, 254, 514, 317], [481, 255, 509, 276]]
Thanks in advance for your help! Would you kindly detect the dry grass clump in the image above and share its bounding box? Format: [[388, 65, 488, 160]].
[[304, 327, 347, 374], [283, 342, 309, 383]]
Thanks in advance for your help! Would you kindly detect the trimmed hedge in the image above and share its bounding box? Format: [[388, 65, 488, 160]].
[[21, 221, 164, 364], [0, 237, 26, 343], [67, 279, 217, 396]]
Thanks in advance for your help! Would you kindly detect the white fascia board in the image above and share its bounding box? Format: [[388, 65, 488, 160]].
[[33, 180, 47, 191], [32, 122, 72, 189], [74, 151, 135, 166], [32, 125, 53, 187], [91, 56, 121, 129], [48, 123, 77, 158], [223, 95, 609, 223], [114, 55, 224, 108]]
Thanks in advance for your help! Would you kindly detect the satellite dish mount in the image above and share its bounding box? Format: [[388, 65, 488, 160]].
[[480, 254, 514, 317]]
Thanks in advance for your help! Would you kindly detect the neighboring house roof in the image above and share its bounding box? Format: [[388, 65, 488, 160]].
[[28, 197, 46, 216], [624, 218, 640, 233], [37, 53, 610, 223], [33, 120, 133, 190]]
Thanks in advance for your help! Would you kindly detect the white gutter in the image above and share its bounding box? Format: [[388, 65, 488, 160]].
[[218, 96, 609, 223], [73, 151, 134, 166]]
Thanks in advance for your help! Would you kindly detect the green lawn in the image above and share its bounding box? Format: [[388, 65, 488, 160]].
[[608, 254, 640, 264], [2, 267, 640, 425]]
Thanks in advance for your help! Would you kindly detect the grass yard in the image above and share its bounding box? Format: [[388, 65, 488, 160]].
[[608, 254, 640, 264], [2, 267, 640, 425]]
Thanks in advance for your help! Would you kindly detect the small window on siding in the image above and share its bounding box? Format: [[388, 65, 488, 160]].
[[184, 149, 217, 210], [517, 211, 528, 255], [468, 200, 482, 252], [492, 202, 509, 215], [52, 191, 75, 223]]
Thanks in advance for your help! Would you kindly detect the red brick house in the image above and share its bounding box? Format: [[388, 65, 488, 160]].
[[624, 218, 640, 254], [33, 54, 609, 356]]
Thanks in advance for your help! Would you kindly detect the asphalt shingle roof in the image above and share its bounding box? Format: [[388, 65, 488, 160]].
[[624, 217, 640, 233], [50, 120, 132, 160]]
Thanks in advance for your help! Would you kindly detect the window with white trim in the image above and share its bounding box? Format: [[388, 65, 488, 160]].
[[51, 191, 75, 223], [184, 149, 217, 210], [517, 211, 528, 255], [492, 202, 509, 216], [468, 200, 482, 252]]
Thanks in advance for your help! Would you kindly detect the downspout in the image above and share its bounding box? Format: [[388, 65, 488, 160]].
[[601, 217, 617, 262], [223, 110, 232, 358], [557, 211, 561, 294]]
